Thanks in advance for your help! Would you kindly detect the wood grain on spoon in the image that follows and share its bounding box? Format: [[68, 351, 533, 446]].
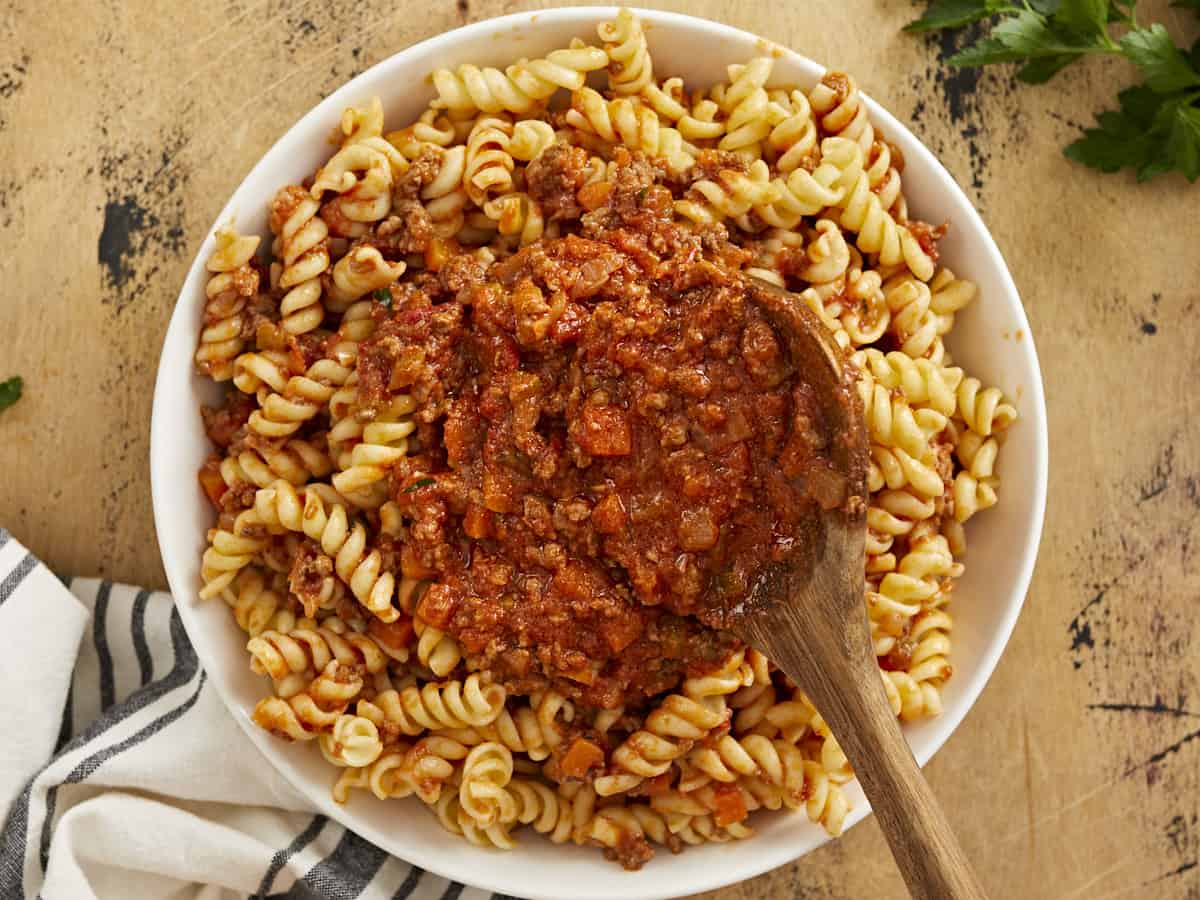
[[734, 277, 989, 900]]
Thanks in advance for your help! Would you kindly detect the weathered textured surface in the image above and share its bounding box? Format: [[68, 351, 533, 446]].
[[1, 1, 1198, 897]]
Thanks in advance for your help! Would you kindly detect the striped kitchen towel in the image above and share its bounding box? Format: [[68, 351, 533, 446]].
[[0, 529, 508, 900]]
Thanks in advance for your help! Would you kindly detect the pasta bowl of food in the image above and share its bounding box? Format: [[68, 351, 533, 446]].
[[150, 6, 1048, 898]]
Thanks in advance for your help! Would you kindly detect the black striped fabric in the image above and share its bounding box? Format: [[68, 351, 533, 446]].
[[0, 530, 505, 900]]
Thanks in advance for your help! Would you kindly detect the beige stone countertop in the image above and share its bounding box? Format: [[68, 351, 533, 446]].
[[2, 1, 1198, 897]]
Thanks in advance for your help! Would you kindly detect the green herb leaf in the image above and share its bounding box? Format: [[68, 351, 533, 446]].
[[402, 477, 436, 493], [0, 376, 21, 413], [1054, 0, 1110, 34], [1062, 85, 1200, 180], [1120, 25, 1200, 92], [991, 10, 1058, 53], [1064, 124, 1153, 173], [1064, 86, 1163, 172], [949, 36, 1032, 67], [1017, 54, 1080, 82], [1166, 104, 1200, 180], [374, 287, 393, 307], [905, 0, 1001, 32]]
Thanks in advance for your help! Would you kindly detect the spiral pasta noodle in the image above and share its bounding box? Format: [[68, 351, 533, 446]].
[[362, 673, 506, 736], [675, 159, 778, 225], [716, 58, 780, 157], [808, 71, 875, 153], [245, 357, 354, 439], [824, 138, 935, 282], [598, 8, 652, 96], [319, 714, 384, 768], [221, 567, 284, 636], [412, 615, 463, 677], [459, 741, 517, 826], [195, 228, 259, 380], [433, 43, 608, 115], [246, 621, 390, 684], [252, 661, 364, 740], [433, 791, 517, 849], [219, 439, 333, 491], [199, 510, 266, 600], [596, 693, 727, 795], [269, 186, 329, 334], [768, 89, 819, 173], [565, 88, 697, 173]]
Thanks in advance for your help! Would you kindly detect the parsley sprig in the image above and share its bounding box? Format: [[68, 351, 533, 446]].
[[907, 0, 1200, 181], [0, 376, 22, 414]]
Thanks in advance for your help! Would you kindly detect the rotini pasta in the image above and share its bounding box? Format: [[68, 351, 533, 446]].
[[319, 713, 384, 768], [598, 8, 653, 96], [193, 9, 1015, 869], [433, 43, 608, 115], [459, 741, 516, 826], [565, 88, 697, 173], [269, 186, 329, 333], [195, 228, 259, 380]]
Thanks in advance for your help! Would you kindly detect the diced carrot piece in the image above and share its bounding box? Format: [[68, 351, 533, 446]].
[[416, 583, 457, 629], [463, 503, 493, 540], [400, 545, 438, 580], [590, 493, 627, 534], [577, 181, 612, 212], [572, 405, 632, 457], [368, 614, 415, 653], [424, 236, 459, 272], [642, 772, 673, 797], [559, 737, 605, 779], [710, 782, 748, 827], [197, 461, 226, 508]]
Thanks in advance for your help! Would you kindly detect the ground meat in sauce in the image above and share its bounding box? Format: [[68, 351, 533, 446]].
[[202, 392, 255, 449], [289, 540, 334, 618], [369, 202, 435, 257], [526, 142, 590, 221], [364, 150, 837, 710]]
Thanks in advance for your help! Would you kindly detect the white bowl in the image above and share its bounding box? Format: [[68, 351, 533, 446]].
[[151, 8, 1048, 899]]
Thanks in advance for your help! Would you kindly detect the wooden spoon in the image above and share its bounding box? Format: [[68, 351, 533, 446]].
[[731, 277, 988, 900]]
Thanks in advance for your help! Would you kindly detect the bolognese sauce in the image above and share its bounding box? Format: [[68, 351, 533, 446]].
[[356, 150, 837, 710]]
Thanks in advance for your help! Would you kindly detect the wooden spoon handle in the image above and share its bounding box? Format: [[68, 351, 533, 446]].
[[820, 672, 989, 900]]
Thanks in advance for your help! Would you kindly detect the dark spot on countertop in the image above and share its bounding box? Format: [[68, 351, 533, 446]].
[[0, 50, 29, 99], [1047, 110, 1085, 131], [1186, 476, 1200, 510], [1088, 699, 1200, 718], [284, 16, 319, 53], [1149, 859, 1198, 883], [1141, 320, 1158, 335], [319, 46, 370, 99], [96, 127, 190, 312], [1067, 600, 1098, 667], [0, 49, 30, 132], [1131, 728, 1200, 776], [457, 0, 470, 19], [907, 21, 1017, 199], [1067, 536, 1147, 673], [1138, 445, 1175, 503], [98, 197, 151, 291], [1166, 814, 1194, 856]]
